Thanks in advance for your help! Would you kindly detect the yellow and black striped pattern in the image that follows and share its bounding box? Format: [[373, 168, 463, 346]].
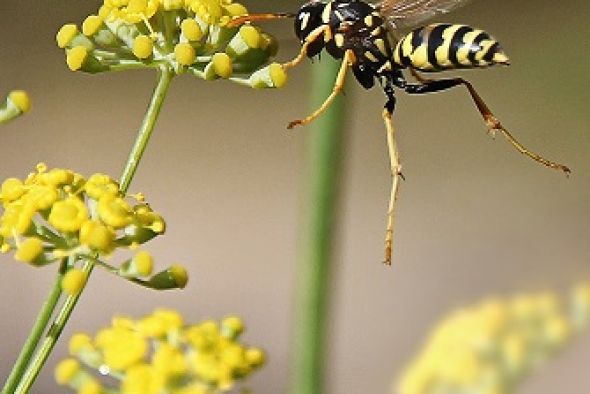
[[393, 23, 509, 72]]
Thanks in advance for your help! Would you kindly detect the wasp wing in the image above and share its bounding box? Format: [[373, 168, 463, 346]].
[[378, 0, 473, 29]]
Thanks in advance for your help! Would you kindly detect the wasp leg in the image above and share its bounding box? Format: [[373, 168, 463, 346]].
[[282, 25, 332, 71], [382, 109, 403, 266], [226, 13, 295, 28], [404, 73, 571, 174], [287, 49, 353, 129]]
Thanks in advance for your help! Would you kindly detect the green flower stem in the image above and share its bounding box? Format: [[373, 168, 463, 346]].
[[1, 260, 67, 394], [5, 64, 174, 393], [15, 261, 95, 394], [290, 57, 347, 394], [120, 64, 174, 193]]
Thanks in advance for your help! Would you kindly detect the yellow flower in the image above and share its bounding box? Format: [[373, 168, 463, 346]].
[[14, 237, 44, 264], [61, 269, 88, 296], [55, 358, 80, 385], [96, 326, 148, 370], [59, 310, 265, 393], [80, 220, 116, 252], [84, 173, 119, 200], [97, 194, 132, 228], [48, 196, 89, 233]]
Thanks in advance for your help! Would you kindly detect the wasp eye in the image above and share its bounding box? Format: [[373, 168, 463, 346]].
[[294, 2, 326, 41]]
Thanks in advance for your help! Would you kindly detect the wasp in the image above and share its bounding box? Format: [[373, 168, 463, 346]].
[[229, 0, 571, 265]]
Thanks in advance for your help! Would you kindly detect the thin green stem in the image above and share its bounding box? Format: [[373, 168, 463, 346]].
[[5, 64, 175, 393], [1, 260, 67, 394], [15, 261, 95, 394], [290, 57, 347, 394], [120, 64, 174, 192]]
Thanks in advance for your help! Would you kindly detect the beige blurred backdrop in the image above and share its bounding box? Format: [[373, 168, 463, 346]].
[[1, 0, 589, 393]]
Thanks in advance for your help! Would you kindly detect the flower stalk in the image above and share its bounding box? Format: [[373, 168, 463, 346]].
[[291, 57, 347, 394], [119, 64, 174, 193]]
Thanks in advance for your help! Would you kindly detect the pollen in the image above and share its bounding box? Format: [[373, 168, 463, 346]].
[[174, 42, 196, 66], [132, 34, 154, 59], [66, 46, 89, 71]]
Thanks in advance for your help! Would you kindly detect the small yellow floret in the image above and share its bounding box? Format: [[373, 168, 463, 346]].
[[222, 316, 244, 338], [269, 63, 287, 88], [212, 53, 232, 78], [27, 185, 59, 211], [79, 379, 102, 394], [56, 24, 79, 48], [85, 173, 119, 200], [224, 3, 248, 17], [62, 269, 88, 296], [245, 347, 265, 367], [1, 178, 25, 202], [98, 195, 132, 229], [82, 15, 104, 37], [133, 35, 154, 59], [66, 46, 89, 71], [170, 264, 188, 288], [162, 0, 185, 10], [69, 333, 92, 355], [80, 220, 115, 252], [55, 358, 80, 385], [132, 250, 154, 276], [181, 18, 203, 42], [96, 327, 148, 370], [174, 43, 196, 66], [15, 238, 44, 264], [239, 25, 261, 49], [8, 90, 31, 113], [48, 196, 89, 232]]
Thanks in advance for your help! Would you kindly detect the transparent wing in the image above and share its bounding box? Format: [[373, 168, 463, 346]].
[[378, 0, 473, 29]]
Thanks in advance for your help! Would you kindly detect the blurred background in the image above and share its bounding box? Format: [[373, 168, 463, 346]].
[[0, 0, 589, 392]]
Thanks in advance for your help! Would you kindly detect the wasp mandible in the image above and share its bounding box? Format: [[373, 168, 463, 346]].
[[229, 0, 570, 265]]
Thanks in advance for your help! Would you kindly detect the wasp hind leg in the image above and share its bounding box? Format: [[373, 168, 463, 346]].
[[406, 69, 570, 174], [382, 108, 403, 266], [287, 49, 354, 129]]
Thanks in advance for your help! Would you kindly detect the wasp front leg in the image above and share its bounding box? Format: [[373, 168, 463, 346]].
[[382, 108, 403, 265], [287, 49, 354, 129], [405, 70, 571, 175]]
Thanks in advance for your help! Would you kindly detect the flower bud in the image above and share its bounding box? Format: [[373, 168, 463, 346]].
[[148, 264, 188, 289], [248, 63, 287, 89]]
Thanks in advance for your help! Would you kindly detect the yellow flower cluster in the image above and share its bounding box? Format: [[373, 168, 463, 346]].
[[396, 283, 590, 394], [55, 0, 287, 88], [56, 309, 265, 393], [0, 90, 31, 125], [0, 164, 187, 291]]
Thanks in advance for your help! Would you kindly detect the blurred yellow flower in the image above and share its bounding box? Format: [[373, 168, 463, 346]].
[[57, 310, 265, 393], [396, 283, 590, 394]]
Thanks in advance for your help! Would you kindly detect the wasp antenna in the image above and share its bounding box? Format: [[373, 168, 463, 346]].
[[227, 13, 296, 28]]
